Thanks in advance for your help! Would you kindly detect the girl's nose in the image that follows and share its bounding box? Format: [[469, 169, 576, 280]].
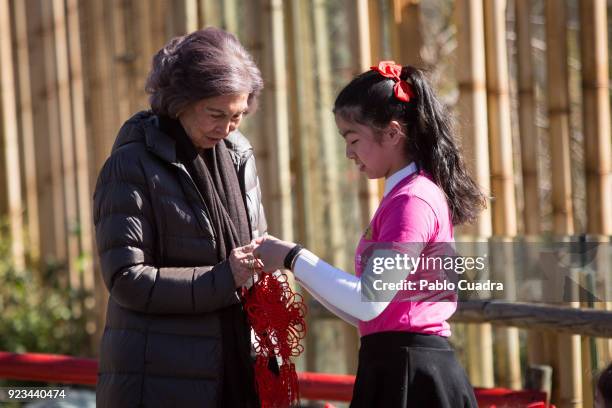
[[345, 145, 353, 159]]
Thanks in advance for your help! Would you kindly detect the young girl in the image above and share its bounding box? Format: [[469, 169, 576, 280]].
[[254, 62, 483, 407]]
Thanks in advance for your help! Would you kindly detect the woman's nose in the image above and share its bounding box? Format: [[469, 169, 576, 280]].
[[218, 121, 234, 136]]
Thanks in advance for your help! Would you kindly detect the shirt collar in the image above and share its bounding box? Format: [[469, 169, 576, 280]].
[[383, 162, 418, 197]]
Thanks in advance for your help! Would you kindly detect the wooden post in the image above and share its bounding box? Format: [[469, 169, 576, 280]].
[[579, 0, 612, 399], [454, 0, 494, 388], [12, 0, 39, 265], [515, 0, 548, 371], [0, 0, 25, 270], [545, 0, 582, 406], [388, 0, 424, 67], [483, 0, 522, 390]]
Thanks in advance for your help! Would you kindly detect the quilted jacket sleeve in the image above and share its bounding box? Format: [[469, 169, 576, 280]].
[[93, 145, 239, 314], [244, 153, 268, 238]]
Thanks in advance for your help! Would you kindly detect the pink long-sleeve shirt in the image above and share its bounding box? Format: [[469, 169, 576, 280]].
[[355, 167, 456, 337], [293, 163, 457, 337]]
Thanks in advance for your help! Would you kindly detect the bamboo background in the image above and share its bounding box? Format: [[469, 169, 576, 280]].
[[0, 0, 610, 406]]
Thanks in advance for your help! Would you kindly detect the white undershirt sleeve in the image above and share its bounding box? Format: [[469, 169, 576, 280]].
[[293, 249, 390, 322], [298, 279, 359, 327]]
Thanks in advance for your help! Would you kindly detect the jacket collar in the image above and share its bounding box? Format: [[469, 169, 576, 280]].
[[142, 114, 179, 165]]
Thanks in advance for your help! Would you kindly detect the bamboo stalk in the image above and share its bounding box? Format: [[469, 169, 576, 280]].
[[515, 0, 540, 236], [545, 1, 582, 407], [80, 0, 116, 352], [221, 0, 237, 33], [150, 0, 167, 47], [25, 0, 59, 273], [351, 0, 380, 224], [134, 0, 155, 109], [285, 0, 319, 372], [579, 1, 611, 244], [312, 0, 354, 374], [579, 0, 612, 397], [515, 0, 548, 372], [110, 0, 132, 122], [40, 0, 69, 277], [66, 0, 96, 345], [389, 0, 424, 67], [454, 0, 494, 388], [13, 0, 39, 265], [199, 0, 221, 28], [51, 0, 81, 294], [259, 0, 293, 240], [170, 0, 198, 36], [368, 0, 382, 62], [483, 0, 522, 390], [0, 0, 25, 270]]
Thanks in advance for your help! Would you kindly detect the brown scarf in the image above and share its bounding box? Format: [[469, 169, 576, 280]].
[[161, 116, 259, 408]]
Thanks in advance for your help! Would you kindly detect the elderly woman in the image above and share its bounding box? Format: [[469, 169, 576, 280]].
[[94, 28, 266, 407]]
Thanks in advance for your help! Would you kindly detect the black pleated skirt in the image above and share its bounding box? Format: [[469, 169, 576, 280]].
[[350, 331, 478, 408]]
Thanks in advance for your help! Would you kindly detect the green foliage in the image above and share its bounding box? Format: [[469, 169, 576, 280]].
[[0, 226, 93, 357]]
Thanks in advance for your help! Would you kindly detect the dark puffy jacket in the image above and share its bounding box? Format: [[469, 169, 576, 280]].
[[93, 111, 267, 407]]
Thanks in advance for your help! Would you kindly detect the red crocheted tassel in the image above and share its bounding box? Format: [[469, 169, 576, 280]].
[[244, 271, 307, 408]]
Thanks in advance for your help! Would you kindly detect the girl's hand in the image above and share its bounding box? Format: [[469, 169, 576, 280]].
[[229, 242, 258, 288], [253, 235, 296, 272]]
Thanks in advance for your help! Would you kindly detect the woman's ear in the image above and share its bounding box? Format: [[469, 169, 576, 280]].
[[385, 120, 405, 146]]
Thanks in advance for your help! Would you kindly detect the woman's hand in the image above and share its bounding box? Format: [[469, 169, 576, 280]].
[[253, 235, 297, 272], [229, 243, 258, 288]]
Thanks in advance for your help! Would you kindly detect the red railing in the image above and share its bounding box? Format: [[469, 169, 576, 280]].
[[0, 351, 550, 407]]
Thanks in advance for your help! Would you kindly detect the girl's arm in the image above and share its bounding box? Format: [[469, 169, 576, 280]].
[[293, 195, 436, 322], [299, 279, 359, 327], [293, 250, 387, 322]]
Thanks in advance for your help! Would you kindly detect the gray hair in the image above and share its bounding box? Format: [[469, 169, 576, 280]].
[[145, 27, 263, 118]]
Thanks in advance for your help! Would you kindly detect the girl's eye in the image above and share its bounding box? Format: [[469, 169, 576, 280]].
[[350, 140, 358, 145]]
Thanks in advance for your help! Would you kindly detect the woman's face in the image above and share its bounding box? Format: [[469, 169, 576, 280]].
[[335, 114, 406, 179], [178, 93, 249, 149]]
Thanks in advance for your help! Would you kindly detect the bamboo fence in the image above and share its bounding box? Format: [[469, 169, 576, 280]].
[[0, 1, 610, 405]]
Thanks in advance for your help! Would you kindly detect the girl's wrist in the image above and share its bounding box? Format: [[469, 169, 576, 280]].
[[283, 244, 304, 270]]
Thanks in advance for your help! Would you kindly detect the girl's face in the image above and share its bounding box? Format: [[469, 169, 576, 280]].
[[335, 114, 408, 179], [178, 93, 249, 149]]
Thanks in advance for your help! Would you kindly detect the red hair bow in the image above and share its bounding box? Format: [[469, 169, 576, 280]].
[[370, 60, 414, 102]]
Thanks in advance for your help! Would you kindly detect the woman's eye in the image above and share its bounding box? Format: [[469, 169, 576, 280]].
[[211, 114, 224, 119]]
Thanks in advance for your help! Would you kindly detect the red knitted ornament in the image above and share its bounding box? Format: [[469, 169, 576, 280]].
[[244, 264, 307, 408]]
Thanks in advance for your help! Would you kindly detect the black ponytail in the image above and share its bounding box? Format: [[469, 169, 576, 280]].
[[334, 65, 486, 226]]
